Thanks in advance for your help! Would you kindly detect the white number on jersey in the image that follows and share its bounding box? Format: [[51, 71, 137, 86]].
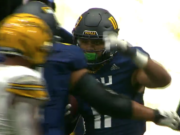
[[91, 107, 111, 129], [96, 76, 112, 86], [93, 75, 113, 129]]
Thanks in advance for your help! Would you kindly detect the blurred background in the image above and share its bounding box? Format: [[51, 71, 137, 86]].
[[53, 0, 180, 135]]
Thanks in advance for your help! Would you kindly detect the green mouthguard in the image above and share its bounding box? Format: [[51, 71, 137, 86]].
[[84, 53, 97, 61]]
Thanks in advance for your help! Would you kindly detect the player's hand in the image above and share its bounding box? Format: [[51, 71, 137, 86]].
[[154, 109, 180, 130], [65, 104, 72, 116], [103, 31, 131, 55], [103, 31, 149, 68]]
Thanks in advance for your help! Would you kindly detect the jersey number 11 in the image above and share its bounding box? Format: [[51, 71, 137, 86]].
[[91, 107, 111, 129]]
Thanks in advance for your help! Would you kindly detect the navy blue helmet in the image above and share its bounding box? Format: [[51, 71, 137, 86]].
[[73, 8, 119, 67]]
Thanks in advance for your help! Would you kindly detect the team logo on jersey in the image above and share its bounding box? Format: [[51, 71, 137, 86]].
[[83, 30, 98, 36], [96, 75, 112, 86], [110, 64, 120, 70]]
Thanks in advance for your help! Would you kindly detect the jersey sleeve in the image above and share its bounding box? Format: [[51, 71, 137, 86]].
[[128, 46, 150, 69], [135, 46, 150, 57], [115, 46, 150, 70], [6, 75, 48, 101]]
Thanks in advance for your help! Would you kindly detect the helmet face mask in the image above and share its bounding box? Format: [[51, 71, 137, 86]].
[[77, 38, 105, 65], [73, 8, 119, 68]]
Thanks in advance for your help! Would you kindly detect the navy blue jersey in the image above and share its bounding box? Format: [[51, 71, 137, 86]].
[[42, 43, 87, 135], [77, 47, 148, 135]]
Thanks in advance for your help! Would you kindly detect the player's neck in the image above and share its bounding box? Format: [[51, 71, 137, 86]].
[[4, 56, 31, 68]]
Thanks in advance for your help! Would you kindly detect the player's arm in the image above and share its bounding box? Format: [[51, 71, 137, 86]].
[[70, 69, 180, 130], [132, 59, 171, 88], [103, 32, 171, 88], [70, 69, 154, 120], [7, 75, 48, 135]]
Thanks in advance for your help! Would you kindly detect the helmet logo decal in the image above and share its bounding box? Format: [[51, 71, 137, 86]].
[[75, 16, 82, 28], [41, 7, 54, 14], [108, 16, 118, 30], [83, 30, 98, 36]]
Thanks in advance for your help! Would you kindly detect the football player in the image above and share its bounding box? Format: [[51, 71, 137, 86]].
[[0, 12, 52, 135], [72, 8, 173, 135], [25, 0, 73, 43], [13, 2, 180, 135]]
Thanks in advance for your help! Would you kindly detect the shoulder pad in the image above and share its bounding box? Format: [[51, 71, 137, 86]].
[[7, 75, 48, 101], [47, 43, 87, 70]]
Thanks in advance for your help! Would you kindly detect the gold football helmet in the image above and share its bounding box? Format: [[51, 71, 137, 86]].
[[0, 13, 53, 65]]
